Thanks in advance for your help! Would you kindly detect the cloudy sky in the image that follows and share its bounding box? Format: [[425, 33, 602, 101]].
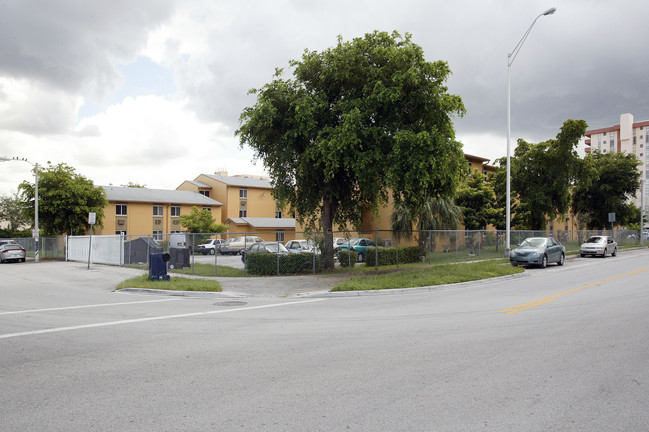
[[1, 0, 648, 197]]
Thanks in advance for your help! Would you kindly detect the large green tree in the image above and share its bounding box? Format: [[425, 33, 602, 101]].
[[18, 163, 107, 236], [572, 151, 641, 229], [510, 119, 587, 229], [391, 196, 463, 247], [455, 172, 501, 230], [237, 31, 467, 266]]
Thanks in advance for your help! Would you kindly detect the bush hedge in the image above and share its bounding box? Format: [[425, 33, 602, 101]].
[[244, 252, 322, 275], [337, 250, 358, 267], [364, 246, 424, 267]]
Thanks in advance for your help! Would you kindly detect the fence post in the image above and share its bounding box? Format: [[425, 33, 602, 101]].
[[428, 231, 431, 265], [375, 229, 378, 270], [312, 232, 316, 275], [455, 232, 459, 263]]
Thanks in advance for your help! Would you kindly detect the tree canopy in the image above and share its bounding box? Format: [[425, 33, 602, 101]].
[[237, 30, 467, 266], [18, 163, 107, 236], [571, 151, 641, 229], [179, 206, 226, 233], [455, 172, 501, 230], [0, 191, 29, 232], [510, 119, 587, 229]]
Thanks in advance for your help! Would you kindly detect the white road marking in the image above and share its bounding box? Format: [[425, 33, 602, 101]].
[[0, 299, 326, 340], [0, 298, 181, 315]]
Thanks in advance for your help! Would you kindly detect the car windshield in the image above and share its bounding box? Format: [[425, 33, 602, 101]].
[[3, 244, 23, 250], [349, 239, 361, 245], [265, 243, 287, 253], [521, 238, 547, 248], [586, 237, 605, 244]]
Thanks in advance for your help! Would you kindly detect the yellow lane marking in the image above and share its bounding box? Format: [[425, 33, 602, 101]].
[[500, 267, 649, 314]]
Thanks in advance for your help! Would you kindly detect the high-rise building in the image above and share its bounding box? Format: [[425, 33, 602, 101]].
[[584, 113, 649, 212]]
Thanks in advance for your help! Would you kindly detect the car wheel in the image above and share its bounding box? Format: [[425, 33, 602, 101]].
[[557, 253, 565, 266], [601, 249, 607, 258], [209, 249, 215, 255], [612, 248, 617, 257], [510, 261, 518, 267], [357, 252, 364, 262], [540, 255, 547, 268], [580, 253, 585, 258]]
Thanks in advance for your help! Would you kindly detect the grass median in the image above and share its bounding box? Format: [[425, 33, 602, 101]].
[[331, 260, 523, 291], [116, 274, 222, 292]]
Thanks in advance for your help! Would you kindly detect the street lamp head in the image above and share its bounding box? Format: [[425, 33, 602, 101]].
[[543, 7, 557, 16]]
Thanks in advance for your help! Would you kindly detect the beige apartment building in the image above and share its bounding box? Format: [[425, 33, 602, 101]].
[[584, 113, 649, 212], [98, 186, 223, 239], [177, 173, 295, 241]]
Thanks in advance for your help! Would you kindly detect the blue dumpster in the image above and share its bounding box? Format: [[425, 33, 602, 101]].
[[149, 253, 170, 281]]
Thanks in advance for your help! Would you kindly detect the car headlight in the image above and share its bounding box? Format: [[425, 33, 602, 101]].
[[529, 251, 540, 257]]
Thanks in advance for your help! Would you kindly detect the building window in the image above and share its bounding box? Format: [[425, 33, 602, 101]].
[[239, 209, 247, 217], [199, 190, 210, 198], [276, 232, 285, 242], [275, 210, 282, 218], [153, 205, 163, 216], [240, 188, 247, 198], [153, 230, 163, 241], [171, 206, 181, 217], [116, 204, 127, 216], [115, 230, 126, 236], [203, 207, 211, 212]]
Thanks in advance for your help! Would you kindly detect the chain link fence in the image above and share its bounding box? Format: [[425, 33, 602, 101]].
[[2, 228, 646, 275]]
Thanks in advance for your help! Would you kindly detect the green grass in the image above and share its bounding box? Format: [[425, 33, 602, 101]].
[[116, 274, 222, 292], [331, 260, 523, 291], [169, 263, 245, 277]]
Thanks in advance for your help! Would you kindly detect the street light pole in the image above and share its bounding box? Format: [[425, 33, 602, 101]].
[[1, 156, 40, 262], [506, 7, 556, 257]]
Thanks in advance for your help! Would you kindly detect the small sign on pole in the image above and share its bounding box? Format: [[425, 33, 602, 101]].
[[87, 212, 96, 269]]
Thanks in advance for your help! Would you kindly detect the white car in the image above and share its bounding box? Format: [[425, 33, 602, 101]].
[[580, 235, 617, 257], [220, 236, 264, 255], [285, 239, 320, 254], [195, 239, 222, 255]]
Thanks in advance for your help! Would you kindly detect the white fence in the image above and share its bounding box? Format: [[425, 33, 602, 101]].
[[66, 235, 124, 266]]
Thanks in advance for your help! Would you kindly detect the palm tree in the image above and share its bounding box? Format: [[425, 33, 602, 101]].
[[391, 196, 463, 248]]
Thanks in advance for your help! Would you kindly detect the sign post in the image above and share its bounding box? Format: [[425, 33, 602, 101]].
[[87, 212, 96, 269]]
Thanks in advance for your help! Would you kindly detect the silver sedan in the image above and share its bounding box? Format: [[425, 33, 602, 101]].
[[580, 235, 617, 257]]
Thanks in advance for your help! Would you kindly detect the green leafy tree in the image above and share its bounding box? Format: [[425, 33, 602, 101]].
[[455, 172, 502, 230], [237, 31, 467, 267], [121, 182, 146, 188], [18, 163, 107, 236], [510, 119, 587, 229], [572, 151, 641, 229], [179, 206, 226, 233], [0, 191, 29, 232]]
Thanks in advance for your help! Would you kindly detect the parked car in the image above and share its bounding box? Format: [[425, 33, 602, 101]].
[[195, 239, 223, 255], [337, 237, 377, 262], [580, 235, 617, 257], [285, 239, 319, 254], [332, 237, 346, 252], [220, 236, 264, 255], [241, 241, 289, 262], [0, 239, 17, 246], [0, 243, 26, 263], [509, 237, 565, 268]]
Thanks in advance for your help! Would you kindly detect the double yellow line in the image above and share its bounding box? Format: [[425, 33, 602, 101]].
[[500, 267, 648, 314]]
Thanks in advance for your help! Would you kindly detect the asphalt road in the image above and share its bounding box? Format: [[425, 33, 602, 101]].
[[2, 250, 649, 431]]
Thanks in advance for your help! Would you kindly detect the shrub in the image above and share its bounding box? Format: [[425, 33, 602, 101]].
[[337, 250, 358, 267], [245, 252, 323, 275], [364, 246, 424, 267]]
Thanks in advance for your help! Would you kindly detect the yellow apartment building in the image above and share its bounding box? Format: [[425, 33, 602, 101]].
[[98, 186, 223, 239], [177, 173, 295, 240]]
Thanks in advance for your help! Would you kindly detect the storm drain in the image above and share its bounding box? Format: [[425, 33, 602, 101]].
[[214, 301, 248, 307]]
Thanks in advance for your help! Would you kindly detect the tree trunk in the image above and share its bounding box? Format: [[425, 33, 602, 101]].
[[320, 194, 337, 269]]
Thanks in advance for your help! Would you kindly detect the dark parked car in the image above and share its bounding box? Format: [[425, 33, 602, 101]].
[[0, 243, 26, 263], [241, 242, 289, 263], [337, 238, 377, 262], [509, 237, 565, 268]]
